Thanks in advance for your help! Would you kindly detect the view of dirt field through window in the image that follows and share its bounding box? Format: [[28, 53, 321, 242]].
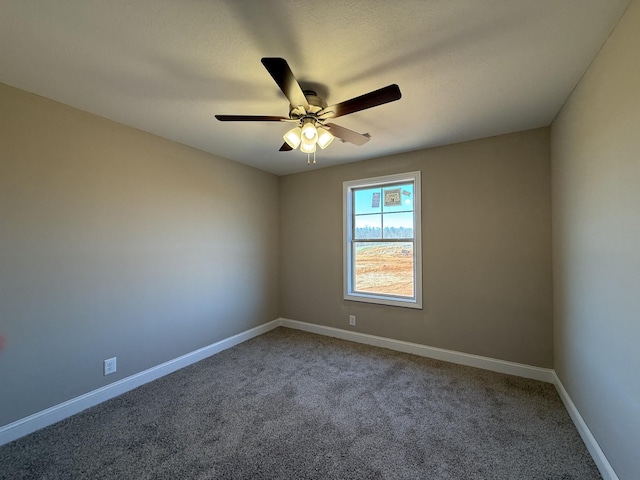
[[354, 243, 414, 297]]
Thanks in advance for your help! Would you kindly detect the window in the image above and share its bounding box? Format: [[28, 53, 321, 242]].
[[343, 171, 422, 308]]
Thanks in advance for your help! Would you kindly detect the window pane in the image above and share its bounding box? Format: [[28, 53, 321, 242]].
[[353, 242, 414, 298], [354, 214, 382, 239], [382, 212, 414, 239], [382, 184, 413, 213], [354, 187, 382, 215]]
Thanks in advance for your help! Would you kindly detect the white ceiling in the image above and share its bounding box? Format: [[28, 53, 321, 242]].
[[0, 0, 631, 175]]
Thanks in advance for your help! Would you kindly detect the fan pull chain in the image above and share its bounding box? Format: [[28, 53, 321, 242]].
[[306, 151, 317, 166]]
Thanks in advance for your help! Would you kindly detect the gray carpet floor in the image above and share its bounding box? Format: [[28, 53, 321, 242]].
[[1, 327, 600, 479]]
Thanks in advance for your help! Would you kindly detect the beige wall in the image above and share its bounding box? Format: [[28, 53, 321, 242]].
[[551, 1, 640, 478], [0, 83, 279, 426], [6, 8, 638, 471], [280, 128, 553, 367]]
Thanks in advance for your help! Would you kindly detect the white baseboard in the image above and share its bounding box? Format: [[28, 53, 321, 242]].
[[278, 318, 555, 383], [281, 318, 619, 479], [553, 373, 619, 480], [0, 319, 280, 446], [1, 316, 618, 480]]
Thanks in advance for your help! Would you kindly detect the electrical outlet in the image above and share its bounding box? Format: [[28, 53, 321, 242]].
[[104, 357, 117, 376], [349, 315, 356, 326]]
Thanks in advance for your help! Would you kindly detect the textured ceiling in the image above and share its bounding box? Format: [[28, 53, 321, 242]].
[[0, 0, 631, 175]]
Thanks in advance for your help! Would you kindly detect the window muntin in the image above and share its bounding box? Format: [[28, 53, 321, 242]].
[[344, 172, 422, 308]]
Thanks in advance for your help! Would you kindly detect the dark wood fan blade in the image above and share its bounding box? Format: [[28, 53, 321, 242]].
[[279, 142, 293, 151], [325, 123, 371, 146], [261, 57, 310, 110], [215, 115, 288, 122], [320, 84, 401, 119]]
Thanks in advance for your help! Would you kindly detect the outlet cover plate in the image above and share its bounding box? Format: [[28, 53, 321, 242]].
[[349, 315, 356, 326], [104, 357, 117, 375]]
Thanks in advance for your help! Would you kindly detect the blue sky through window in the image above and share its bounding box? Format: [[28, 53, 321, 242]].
[[353, 183, 414, 230]]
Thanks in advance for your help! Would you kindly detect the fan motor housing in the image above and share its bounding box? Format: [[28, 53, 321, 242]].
[[304, 90, 327, 108], [289, 90, 328, 119]]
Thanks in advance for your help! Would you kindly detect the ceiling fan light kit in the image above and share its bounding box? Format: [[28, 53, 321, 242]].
[[301, 118, 318, 144], [215, 57, 402, 165], [283, 118, 335, 153], [283, 126, 302, 149], [316, 127, 334, 149], [300, 142, 316, 154]]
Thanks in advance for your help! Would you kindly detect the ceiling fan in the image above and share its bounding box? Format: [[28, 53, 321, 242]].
[[215, 57, 401, 163]]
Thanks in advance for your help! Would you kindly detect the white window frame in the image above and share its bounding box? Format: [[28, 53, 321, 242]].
[[343, 171, 422, 309]]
